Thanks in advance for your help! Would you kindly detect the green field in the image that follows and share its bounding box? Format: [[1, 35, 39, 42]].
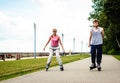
[[0, 54, 90, 81], [113, 55, 120, 61]]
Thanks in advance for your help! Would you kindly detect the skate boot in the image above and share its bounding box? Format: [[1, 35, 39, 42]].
[[60, 65, 64, 71], [97, 64, 101, 71], [46, 64, 50, 71], [90, 63, 96, 70]]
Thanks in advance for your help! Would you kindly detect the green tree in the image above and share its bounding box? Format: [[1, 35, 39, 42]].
[[89, 0, 120, 54], [104, 0, 120, 50]]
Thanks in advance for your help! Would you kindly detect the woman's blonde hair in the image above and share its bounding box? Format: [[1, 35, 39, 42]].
[[52, 28, 57, 32]]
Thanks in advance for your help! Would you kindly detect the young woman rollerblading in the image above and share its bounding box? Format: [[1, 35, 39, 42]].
[[43, 28, 65, 71]]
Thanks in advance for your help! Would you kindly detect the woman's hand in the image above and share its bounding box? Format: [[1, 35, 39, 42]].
[[43, 48, 45, 51]]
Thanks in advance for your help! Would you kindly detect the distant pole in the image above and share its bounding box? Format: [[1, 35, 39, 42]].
[[34, 23, 36, 59], [62, 33, 64, 45], [81, 41, 83, 53], [73, 37, 75, 52], [61, 33, 64, 55], [86, 43, 88, 52]]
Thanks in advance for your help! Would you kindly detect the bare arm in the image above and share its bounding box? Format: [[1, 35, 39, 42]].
[[88, 31, 92, 47], [43, 37, 51, 51], [101, 28, 104, 39], [59, 37, 65, 52]]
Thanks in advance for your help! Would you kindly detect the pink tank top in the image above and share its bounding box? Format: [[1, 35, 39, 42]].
[[50, 35, 59, 47]]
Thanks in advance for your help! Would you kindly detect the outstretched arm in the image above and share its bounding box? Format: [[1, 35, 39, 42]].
[[43, 37, 51, 51]]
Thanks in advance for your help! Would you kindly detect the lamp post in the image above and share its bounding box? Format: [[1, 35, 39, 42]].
[[61, 33, 64, 55], [34, 23, 36, 59], [62, 33, 64, 45], [86, 43, 88, 52], [73, 37, 75, 53], [81, 41, 83, 53]]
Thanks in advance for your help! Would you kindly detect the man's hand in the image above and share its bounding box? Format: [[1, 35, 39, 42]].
[[88, 43, 91, 47]]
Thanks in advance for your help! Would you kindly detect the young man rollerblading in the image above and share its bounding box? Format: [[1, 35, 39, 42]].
[[88, 19, 104, 71]]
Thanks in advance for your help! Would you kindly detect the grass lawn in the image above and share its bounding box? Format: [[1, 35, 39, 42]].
[[0, 54, 90, 81], [113, 55, 120, 61]]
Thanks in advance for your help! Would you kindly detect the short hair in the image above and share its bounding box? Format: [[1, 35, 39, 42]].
[[93, 19, 99, 23]]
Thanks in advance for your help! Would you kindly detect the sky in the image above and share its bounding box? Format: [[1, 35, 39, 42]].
[[0, 0, 93, 52]]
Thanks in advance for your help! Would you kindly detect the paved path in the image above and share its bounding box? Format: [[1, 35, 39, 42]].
[[1, 55, 120, 83]]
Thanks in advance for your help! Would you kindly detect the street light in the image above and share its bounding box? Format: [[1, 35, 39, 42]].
[[61, 33, 64, 55], [62, 33, 64, 45], [34, 23, 36, 59], [86, 43, 88, 52], [73, 37, 75, 53], [81, 41, 83, 53]]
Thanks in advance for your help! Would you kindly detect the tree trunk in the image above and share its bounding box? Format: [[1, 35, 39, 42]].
[[116, 36, 120, 48]]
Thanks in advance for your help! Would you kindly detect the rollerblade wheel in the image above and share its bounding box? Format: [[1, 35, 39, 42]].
[[89, 66, 96, 70], [60, 68, 64, 71], [46, 68, 48, 71], [46, 64, 50, 71], [90, 67, 93, 70], [98, 67, 101, 71]]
